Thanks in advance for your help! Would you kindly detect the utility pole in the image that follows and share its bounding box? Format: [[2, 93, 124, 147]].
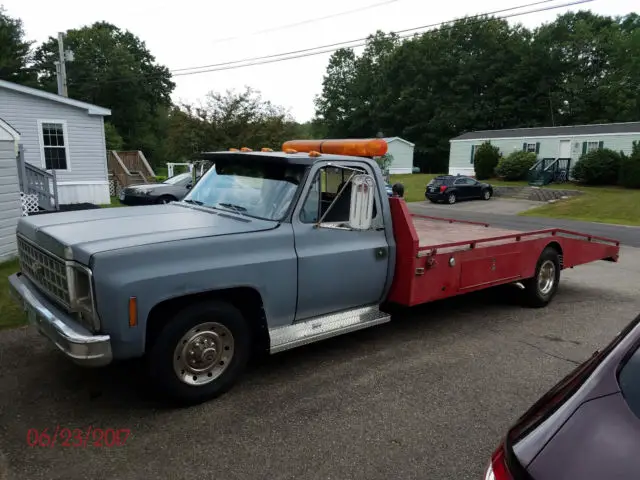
[[55, 32, 73, 97]]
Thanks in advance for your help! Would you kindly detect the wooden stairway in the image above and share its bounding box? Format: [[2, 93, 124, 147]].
[[108, 151, 156, 193]]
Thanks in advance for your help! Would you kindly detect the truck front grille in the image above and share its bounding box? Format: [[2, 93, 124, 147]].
[[17, 236, 71, 308]]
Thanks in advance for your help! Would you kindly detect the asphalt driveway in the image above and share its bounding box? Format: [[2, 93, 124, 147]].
[[1, 246, 639, 480]]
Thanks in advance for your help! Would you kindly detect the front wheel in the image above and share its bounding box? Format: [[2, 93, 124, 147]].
[[447, 192, 457, 204], [482, 189, 492, 201], [522, 247, 561, 308], [146, 300, 252, 405]]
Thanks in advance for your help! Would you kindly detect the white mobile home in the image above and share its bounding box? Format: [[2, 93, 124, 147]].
[[448, 122, 640, 176], [384, 137, 415, 174], [0, 79, 112, 205]]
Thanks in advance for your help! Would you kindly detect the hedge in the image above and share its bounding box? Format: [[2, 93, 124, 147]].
[[494, 151, 537, 181], [474, 142, 501, 180]]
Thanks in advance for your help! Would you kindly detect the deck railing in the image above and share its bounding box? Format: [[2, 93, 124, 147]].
[[16, 145, 59, 211]]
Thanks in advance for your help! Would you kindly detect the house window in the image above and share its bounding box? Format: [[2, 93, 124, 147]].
[[41, 122, 68, 170], [586, 141, 600, 153], [526, 143, 537, 153]]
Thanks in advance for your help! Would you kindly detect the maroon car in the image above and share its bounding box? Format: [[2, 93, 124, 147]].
[[486, 313, 640, 479]]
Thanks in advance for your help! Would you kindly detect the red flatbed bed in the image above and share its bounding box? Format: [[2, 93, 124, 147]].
[[386, 198, 620, 306]]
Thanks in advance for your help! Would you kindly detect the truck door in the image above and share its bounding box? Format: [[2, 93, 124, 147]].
[[291, 163, 390, 321]]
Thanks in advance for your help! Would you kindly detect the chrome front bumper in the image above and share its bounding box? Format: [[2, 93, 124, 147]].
[[9, 273, 112, 367]]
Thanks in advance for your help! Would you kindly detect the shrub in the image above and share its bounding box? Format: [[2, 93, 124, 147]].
[[571, 148, 622, 185], [619, 141, 640, 189], [474, 142, 501, 180], [494, 151, 537, 181]]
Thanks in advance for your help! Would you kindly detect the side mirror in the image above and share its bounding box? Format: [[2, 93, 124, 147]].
[[186, 183, 192, 190], [348, 174, 375, 230]]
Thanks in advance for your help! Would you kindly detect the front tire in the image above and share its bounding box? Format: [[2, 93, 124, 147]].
[[482, 189, 492, 201], [146, 300, 252, 406], [522, 247, 561, 308], [447, 192, 457, 204]]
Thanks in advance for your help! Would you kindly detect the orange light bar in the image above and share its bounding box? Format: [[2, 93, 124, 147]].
[[240, 147, 253, 152], [229, 148, 239, 152], [261, 147, 274, 152], [128, 297, 137, 327], [281, 138, 388, 158]]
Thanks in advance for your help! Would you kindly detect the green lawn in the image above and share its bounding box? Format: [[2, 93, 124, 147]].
[[100, 196, 125, 208], [392, 173, 640, 226], [0, 259, 26, 330], [521, 186, 640, 226]]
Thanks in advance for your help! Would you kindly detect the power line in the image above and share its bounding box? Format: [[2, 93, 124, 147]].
[[172, 0, 594, 77], [205, 0, 402, 47], [170, 0, 586, 75], [52, 0, 594, 87]]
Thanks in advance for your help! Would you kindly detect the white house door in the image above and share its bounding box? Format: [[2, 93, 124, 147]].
[[559, 140, 571, 158]]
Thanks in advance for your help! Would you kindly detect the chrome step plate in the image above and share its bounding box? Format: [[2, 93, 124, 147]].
[[269, 306, 391, 354]]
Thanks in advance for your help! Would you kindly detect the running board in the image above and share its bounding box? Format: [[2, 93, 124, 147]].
[[269, 306, 391, 354]]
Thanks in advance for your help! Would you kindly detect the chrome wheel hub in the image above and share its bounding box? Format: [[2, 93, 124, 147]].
[[448, 194, 455, 204], [484, 191, 490, 199], [173, 322, 234, 386], [537, 260, 556, 296]]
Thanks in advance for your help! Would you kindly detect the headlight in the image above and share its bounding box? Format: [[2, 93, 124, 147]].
[[66, 263, 99, 331]]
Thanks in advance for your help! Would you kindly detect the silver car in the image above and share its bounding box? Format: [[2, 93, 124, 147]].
[[119, 173, 198, 205]]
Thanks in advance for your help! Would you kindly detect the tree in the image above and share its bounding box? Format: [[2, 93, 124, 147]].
[[104, 122, 124, 150], [474, 142, 501, 180], [0, 7, 36, 85], [313, 10, 640, 172], [164, 87, 303, 161], [32, 22, 175, 162]]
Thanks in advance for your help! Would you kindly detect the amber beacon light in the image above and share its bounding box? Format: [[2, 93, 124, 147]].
[[281, 138, 388, 157]]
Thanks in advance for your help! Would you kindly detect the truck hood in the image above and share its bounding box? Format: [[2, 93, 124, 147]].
[[17, 203, 278, 265]]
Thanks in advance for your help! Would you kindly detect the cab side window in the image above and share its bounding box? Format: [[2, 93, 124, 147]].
[[299, 166, 378, 225]]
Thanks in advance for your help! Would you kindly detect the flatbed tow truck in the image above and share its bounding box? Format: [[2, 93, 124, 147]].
[[9, 138, 620, 405]]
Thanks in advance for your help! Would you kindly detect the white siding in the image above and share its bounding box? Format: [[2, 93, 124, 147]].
[[0, 87, 110, 203], [387, 140, 414, 174], [449, 133, 640, 176], [0, 140, 22, 260]]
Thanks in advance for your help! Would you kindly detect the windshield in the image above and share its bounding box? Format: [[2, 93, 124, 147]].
[[163, 172, 193, 185], [182, 158, 307, 221]]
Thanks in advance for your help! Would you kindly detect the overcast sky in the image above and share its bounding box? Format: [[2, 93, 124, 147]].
[[2, 0, 634, 121]]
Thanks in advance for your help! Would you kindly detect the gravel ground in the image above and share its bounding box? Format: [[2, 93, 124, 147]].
[[1, 248, 638, 480]]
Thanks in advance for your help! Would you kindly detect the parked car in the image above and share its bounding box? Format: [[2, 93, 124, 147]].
[[485, 313, 640, 480], [119, 172, 198, 205], [425, 175, 493, 204]]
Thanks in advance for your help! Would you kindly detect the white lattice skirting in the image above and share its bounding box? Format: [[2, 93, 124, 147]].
[[109, 179, 122, 196], [20, 192, 39, 216]]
